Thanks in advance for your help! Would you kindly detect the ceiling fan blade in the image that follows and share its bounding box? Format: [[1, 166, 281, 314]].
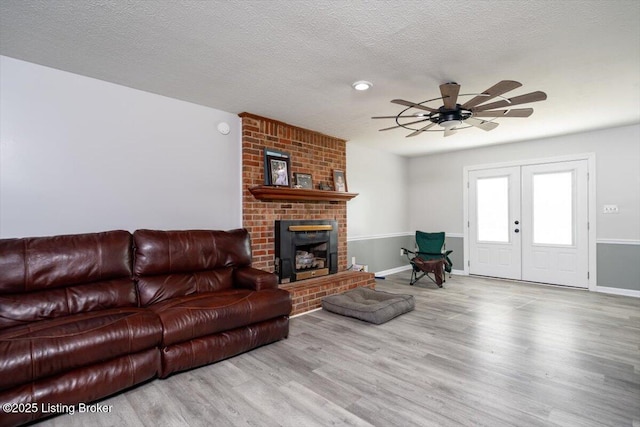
[[466, 117, 499, 131], [462, 80, 522, 109], [444, 128, 457, 137], [372, 115, 429, 119], [440, 83, 460, 110], [473, 91, 547, 112], [473, 108, 534, 118], [391, 99, 439, 113], [406, 122, 436, 137], [378, 117, 430, 131]]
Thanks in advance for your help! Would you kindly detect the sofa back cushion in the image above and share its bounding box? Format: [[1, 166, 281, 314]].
[[0, 230, 136, 330], [133, 229, 252, 306]]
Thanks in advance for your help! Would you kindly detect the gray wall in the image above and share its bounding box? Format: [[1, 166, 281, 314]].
[[597, 243, 640, 291], [0, 56, 242, 238], [347, 234, 414, 275], [347, 234, 464, 276], [445, 236, 464, 270]]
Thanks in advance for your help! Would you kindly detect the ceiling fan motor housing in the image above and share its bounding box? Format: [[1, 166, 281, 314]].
[[435, 105, 471, 125]]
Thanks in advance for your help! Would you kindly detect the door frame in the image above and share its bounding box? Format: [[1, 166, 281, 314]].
[[462, 153, 597, 290]]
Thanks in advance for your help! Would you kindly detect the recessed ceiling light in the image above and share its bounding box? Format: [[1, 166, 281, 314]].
[[352, 80, 373, 91]]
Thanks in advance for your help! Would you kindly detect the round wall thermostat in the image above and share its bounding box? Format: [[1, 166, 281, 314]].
[[217, 122, 230, 135]]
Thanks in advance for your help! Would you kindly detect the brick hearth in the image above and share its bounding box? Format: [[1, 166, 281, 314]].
[[282, 271, 375, 316], [240, 113, 375, 315]]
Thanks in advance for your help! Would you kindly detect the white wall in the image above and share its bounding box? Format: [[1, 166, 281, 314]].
[[408, 124, 640, 241], [0, 56, 242, 238], [346, 143, 410, 238]]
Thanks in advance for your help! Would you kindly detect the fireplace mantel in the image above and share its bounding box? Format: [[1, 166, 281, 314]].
[[249, 185, 358, 202]]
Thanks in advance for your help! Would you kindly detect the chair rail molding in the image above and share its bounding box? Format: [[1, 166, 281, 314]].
[[596, 238, 640, 245]]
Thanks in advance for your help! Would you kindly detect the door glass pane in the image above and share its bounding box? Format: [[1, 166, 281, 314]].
[[477, 176, 509, 242], [533, 171, 573, 245]]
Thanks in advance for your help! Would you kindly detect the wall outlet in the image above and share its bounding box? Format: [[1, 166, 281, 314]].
[[351, 256, 356, 266], [400, 248, 404, 256], [603, 204, 619, 214]]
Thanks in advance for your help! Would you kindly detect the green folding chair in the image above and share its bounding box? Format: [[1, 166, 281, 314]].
[[402, 231, 453, 287]]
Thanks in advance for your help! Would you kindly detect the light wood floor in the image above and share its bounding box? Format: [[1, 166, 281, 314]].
[[39, 272, 640, 427]]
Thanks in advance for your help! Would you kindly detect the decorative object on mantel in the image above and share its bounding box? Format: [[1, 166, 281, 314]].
[[333, 169, 347, 192], [294, 173, 313, 189], [264, 148, 291, 186], [249, 185, 358, 202], [318, 182, 332, 191]]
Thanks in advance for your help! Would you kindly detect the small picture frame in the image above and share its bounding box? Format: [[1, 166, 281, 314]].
[[295, 173, 313, 189], [333, 169, 347, 192], [264, 148, 291, 187]]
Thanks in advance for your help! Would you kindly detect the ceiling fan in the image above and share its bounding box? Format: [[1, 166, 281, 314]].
[[372, 80, 547, 137]]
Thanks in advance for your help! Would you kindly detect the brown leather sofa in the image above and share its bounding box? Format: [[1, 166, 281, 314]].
[[0, 229, 291, 427]]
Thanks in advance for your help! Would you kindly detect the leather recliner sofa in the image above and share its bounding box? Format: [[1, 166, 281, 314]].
[[0, 228, 292, 427]]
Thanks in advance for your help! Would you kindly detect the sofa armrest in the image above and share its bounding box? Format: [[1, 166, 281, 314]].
[[234, 267, 279, 291]]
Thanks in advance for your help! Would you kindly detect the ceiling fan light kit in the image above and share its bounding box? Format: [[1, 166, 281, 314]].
[[440, 119, 462, 130], [373, 80, 547, 138]]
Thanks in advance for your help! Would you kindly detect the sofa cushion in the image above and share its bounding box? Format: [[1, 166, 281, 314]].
[[136, 269, 235, 306], [159, 316, 290, 378], [0, 308, 163, 391], [0, 279, 137, 330], [133, 229, 254, 305], [149, 289, 292, 346], [133, 229, 252, 276], [0, 231, 136, 331], [0, 230, 133, 294]]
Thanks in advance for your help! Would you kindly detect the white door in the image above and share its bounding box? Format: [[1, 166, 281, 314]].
[[468, 167, 521, 280], [469, 160, 589, 287], [521, 161, 589, 287]]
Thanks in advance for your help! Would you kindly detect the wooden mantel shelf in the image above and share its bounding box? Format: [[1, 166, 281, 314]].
[[249, 185, 358, 202]]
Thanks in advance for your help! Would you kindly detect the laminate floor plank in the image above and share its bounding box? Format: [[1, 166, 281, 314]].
[[35, 273, 640, 426]]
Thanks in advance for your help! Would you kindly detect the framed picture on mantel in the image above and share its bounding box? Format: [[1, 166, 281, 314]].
[[264, 148, 291, 187], [333, 169, 347, 192], [294, 173, 313, 189]]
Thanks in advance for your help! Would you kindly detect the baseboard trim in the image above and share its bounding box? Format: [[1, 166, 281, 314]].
[[374, 265, 412, 277], [594, 286, 640, 298], [374, 266, 467, 278], [291, 307, 322, 318]]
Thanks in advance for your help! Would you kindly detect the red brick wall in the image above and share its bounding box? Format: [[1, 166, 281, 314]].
[[240, 113, 348, 273]]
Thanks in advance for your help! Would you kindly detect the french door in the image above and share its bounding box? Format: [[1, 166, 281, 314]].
[[468, 160, 589, 288]]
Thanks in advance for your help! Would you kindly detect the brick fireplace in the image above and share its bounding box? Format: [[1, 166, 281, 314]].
[[240, 113, 375, 315], [240, 113, 349, 272]]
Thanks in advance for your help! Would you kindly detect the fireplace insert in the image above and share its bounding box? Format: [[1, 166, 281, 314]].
[[275, 219, 338, 283]]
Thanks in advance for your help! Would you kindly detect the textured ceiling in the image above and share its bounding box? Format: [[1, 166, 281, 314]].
[[1, 0, 639, 156]]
